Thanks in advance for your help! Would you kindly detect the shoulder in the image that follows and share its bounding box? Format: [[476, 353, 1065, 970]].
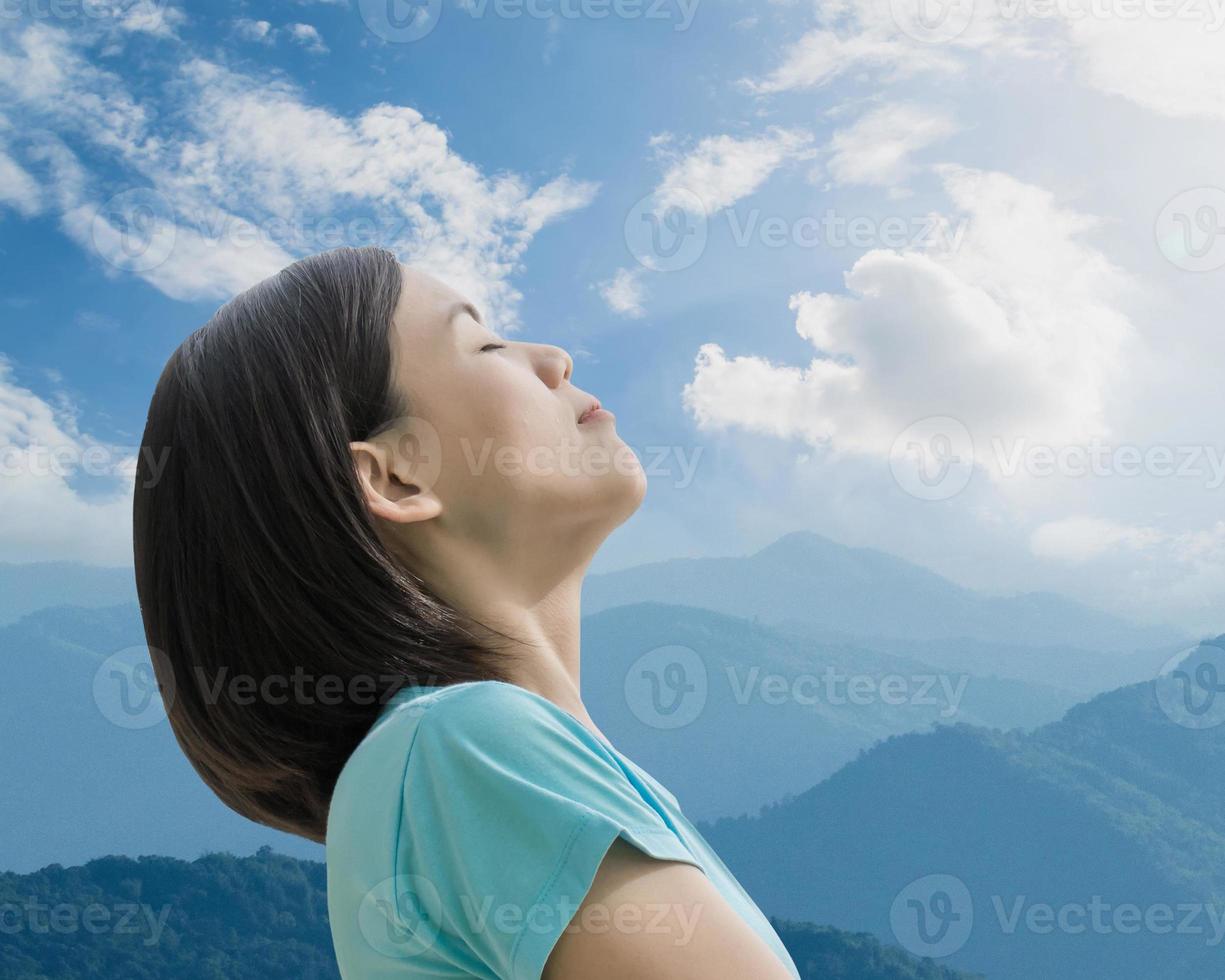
[[399, 681, 629, 794], [331, 681, 614, 811]]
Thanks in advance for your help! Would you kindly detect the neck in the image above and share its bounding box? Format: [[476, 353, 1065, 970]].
[[395, 527, 611, 744]]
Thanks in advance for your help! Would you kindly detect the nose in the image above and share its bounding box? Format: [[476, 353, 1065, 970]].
[[536, 343, 573, 386]]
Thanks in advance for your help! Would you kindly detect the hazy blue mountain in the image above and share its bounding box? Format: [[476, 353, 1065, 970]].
[[583, 530, 1187, 652], [3, 599, 1078, 870], [0, 561, 135, 626], [774, 626, 1183, 696], [0, 603, 321, 873], [697, 637, 1225, 980], [0, 849, 981, 980], [580, 602, 1082, 820]]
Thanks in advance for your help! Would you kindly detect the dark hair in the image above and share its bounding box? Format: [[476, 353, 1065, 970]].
[[132, 246, 521, 843]]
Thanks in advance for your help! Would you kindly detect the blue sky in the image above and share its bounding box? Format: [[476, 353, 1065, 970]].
[[1, 0, 1223, 633]]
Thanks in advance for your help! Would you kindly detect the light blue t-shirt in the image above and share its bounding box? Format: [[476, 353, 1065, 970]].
[[326, 679, 801, 980]]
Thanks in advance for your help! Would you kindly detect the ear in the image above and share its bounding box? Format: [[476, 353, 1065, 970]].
[[350, 433, 443, 526]]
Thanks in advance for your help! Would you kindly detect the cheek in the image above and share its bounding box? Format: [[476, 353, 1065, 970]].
[[463, 369, 568, 450]]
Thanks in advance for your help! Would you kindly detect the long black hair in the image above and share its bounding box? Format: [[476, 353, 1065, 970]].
[[132, 246, 521, 843]]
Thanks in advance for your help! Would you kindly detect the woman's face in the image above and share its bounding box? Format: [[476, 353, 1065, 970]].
[[354, 264, 646, 561]]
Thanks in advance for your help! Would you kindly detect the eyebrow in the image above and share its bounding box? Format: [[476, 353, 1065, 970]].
[[447, 301, 484, 327]]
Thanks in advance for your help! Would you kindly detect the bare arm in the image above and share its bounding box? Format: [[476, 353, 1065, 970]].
[[542, 837, 797, 980]]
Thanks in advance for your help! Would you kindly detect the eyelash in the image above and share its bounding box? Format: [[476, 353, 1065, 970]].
[[480, 342, 507, 353]]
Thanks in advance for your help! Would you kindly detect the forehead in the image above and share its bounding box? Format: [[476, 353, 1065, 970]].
[[393, 265, 470, 339]]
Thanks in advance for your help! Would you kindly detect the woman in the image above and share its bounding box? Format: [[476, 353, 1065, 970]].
[[132, 246, 802, 980]]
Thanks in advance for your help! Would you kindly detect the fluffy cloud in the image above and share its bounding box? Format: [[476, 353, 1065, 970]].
[[825, 103, 958, 188], [0, 356, 135, 565], [596, 267, 647, 318], [682, 165, 1137, 469], [744, 0, 1225, 122], [0, 22, 597, 327], [1030, 516, 1164, 562], [652, 128, 814, 213]]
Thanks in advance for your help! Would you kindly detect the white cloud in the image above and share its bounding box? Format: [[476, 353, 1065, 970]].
[[744, 0, 1225, 122], [0, 148, 42, 217], [0, 22, 597, 327], [596, 267, 647, 318], [1067, 16, 1225, 122], [739, 28, 960, 96], [653, 128, 814, 213], [232, 19, 275, 44], [232, 19, 329, 54], [0, 356, 135, 565], [826, 103, 957, 188], [286, 23, 329, 54], [1030, 516, 1163, 562], [682, 165, 1137, 469]]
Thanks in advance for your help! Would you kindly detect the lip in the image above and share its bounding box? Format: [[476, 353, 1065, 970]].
[[578, 399, 612, 424]]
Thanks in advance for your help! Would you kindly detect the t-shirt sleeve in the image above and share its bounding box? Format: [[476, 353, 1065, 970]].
[[391, 682, 703, 980]]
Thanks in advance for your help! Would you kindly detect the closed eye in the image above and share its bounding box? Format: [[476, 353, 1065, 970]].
[[480, 342, 507, 352]]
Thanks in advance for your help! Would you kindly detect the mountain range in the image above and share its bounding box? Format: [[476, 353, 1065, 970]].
[[697, 636, 1225, 980]]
